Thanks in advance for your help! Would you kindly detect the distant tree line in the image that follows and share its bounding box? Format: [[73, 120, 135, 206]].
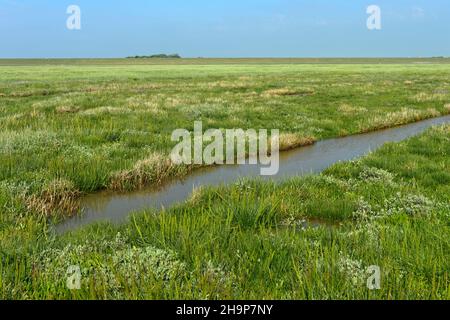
[[126, 54, 181, 59]]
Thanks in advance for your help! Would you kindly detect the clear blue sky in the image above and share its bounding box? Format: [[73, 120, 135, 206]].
[[0, 0, 449, 58]]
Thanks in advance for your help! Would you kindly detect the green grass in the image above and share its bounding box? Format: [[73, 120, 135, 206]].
[[0, 60, 449, 299], [1, 124, 449, 300], [1, 62, 449, 205]]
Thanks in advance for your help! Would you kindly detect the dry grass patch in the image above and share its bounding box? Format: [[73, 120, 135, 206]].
[[81, 106, 131, 116], [206, 80, 250, 89], [338, 104, 368, 114], [56, 106, 80, 114], [187, 186, 205, 206], [126, 96, 165, 115], [25, 179, 80, 218], [109, 153, 191, 191], [412, 92, 447, 103], [262, 88, 315, 97], [361, 108, 441, 132], [279, 133, 316, 151]]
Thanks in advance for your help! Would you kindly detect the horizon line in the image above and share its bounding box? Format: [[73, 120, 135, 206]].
[[0, 56, 449, 60]]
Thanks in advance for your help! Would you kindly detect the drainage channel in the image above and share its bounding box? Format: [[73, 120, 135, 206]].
[[56, 115, 450, 233]]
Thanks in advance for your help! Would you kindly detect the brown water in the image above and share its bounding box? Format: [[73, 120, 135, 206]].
[[56, 115, 450, 233]]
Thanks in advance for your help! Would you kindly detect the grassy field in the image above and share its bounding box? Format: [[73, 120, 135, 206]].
[[0, 59, 449, 299]]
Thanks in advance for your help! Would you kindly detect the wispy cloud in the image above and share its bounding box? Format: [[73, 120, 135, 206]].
[[411, 6, 425, 19]]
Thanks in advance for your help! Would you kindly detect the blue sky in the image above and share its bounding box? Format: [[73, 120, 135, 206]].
[[0, 0, 449, 58]]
